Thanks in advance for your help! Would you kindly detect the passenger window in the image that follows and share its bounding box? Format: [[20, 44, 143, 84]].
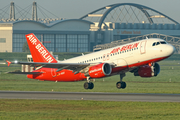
[[152, 42, 156, 46]]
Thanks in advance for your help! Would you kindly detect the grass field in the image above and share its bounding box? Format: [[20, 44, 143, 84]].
[[0, 99, 180, 120], [0, 60, 180, 93], [1, 53, 180, 120]]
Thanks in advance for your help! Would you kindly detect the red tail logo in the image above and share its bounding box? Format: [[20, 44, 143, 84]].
[[25, 33, 57, 63]]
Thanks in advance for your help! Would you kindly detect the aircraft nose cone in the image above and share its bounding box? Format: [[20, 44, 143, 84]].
[[167, 44, 175, 56]]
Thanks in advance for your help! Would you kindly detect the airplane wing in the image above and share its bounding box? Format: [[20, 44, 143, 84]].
[[8, 72, 42, 74], [7, 61, 91, 72]]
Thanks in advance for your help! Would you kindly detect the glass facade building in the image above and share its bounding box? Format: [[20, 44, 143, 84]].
[[13, 34, 89, 52]]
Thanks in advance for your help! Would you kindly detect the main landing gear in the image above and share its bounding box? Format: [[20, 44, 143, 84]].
[[84, 77, 94, 89], [84, 73, 127, 90], [116, 73, 127, 89]]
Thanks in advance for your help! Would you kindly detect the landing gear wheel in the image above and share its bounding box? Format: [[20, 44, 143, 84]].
[[84, 82, 89, 89], [121, 82, 126, 89], [116, 81, 126, 89], [116, 82, 121, 89], [84, 82, 94, 90], [89, 82, 94, 89]]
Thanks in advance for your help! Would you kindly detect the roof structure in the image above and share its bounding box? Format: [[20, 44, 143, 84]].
[[0, 2, 64, 24], [0, 19, 93, 29], [80, 3, 179, 30]]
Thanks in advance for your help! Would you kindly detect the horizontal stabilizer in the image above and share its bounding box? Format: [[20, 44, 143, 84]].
[[6, 60, 12, 66]]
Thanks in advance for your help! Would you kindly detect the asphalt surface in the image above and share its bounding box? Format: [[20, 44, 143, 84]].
[[0, 91, 180, 102]]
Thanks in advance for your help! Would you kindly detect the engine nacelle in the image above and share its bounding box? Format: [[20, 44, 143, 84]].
[[134, 63, 160, 77], [88, 63, 112, 78]]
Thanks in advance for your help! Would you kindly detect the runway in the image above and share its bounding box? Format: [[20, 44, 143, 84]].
[[0, 91, 180, 102]]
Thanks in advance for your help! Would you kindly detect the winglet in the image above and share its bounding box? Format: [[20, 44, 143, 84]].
[[6, 60, 12, 66], [25, 33, 57, 63]]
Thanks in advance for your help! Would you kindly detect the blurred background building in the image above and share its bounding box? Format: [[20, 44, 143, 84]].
[[0, 2, 180, 53]]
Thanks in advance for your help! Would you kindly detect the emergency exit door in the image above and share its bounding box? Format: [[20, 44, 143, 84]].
[[140, 40, 146, 54]]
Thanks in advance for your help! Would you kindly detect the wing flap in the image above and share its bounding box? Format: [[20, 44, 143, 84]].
[[7, 61, 90, 72], [8, 72, 42, 74]]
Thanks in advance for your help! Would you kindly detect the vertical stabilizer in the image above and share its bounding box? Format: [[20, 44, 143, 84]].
[[25, 33, 57, 63]]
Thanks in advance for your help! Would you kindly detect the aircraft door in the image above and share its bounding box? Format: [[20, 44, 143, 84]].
[[140, 40, 147, 54]]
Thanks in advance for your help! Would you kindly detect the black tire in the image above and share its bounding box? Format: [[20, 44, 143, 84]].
[[89, 82, 94, 89], [116, 81, 126, 89], [116, 82, 121, 89], [121, 82, 126, 89], [84, 82, 89, 89]]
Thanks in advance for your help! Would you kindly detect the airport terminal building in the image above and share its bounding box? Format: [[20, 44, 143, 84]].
[[0, 19, 92, 52], [0, 2, 180, 53]]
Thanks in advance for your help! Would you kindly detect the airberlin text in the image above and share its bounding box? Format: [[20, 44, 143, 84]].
[[89, 68, 102, 73], [27, 35, 54, 63], [110, 42, 139, 54]]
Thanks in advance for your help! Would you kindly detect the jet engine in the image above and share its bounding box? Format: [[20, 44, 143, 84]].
[[88, 63, 112, 78], [134, 63, 160, 77]]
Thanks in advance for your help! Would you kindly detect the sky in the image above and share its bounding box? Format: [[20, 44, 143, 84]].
[[1, 0, 180, 22]]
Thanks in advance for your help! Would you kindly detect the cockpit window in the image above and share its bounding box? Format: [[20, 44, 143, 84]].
[[156, 42, 160, 45], [160, 41, 167, 44], [152, 41, 167, 46], [152, 42, 156, 46]]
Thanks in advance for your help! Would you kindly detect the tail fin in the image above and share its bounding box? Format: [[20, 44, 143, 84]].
[[25, 33, 57, 63]]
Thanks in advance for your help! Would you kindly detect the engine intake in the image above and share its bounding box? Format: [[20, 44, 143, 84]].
[[88, 63, 112, 78]]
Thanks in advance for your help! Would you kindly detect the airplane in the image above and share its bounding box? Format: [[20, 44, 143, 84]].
[[6, 33, 175, 90]]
